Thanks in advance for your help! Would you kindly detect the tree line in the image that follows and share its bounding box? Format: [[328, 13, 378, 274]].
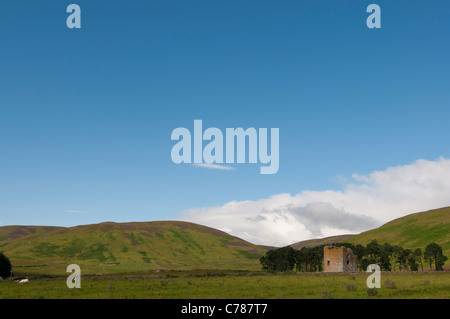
[[259, 240, 448, 272]]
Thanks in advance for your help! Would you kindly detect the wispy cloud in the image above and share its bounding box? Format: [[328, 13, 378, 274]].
[[193, 163, 234, 171], [180, 157, 450, 246]]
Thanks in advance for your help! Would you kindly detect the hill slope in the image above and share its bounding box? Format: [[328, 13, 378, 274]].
[[0, 221, 267, 270], [345, 206, 450, 257], [290, 234, 355, 250], [0, 225, 62, 242]]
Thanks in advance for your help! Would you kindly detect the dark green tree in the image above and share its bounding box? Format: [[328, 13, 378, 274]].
[[366, 240, 381, 261], [413, 248, 424, 271], [379, 251, 392, 271], [407, 250, 419, 271], [299, 246, 315, 272], [361, 257, 373, 271], [288, 246, 324, 272], [397, 247, 411, 271], [310, 245, 324, 272], [294, 249, 305, 272], [260, 246, 296, 272], [379, 243, 393, 271], [0, 252, 12, 278], [391, 245, 403, 271], [424, 243, 448, 271], [352, 244, 366, 271]]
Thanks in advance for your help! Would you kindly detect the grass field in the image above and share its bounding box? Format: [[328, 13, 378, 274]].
[[1, 270, 449, 299]]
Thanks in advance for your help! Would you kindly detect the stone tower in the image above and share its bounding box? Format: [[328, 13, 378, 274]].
[[323, 246, 357, 272]]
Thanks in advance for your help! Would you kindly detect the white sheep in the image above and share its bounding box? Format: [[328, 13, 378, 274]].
[[18, 279, 29, 284]]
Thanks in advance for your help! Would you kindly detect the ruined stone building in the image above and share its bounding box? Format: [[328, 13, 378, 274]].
[[323, 246, 357, 272]]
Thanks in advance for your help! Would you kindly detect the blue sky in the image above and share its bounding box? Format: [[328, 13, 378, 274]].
[[1, 1, 450, 238]]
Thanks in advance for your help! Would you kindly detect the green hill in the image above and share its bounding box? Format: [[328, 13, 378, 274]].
[[290, 234, 355, 250], [0, 221, 267, 271], [0, 225, 62, 242], [345, 206, 450, 258], [1, 206, 448, 273]]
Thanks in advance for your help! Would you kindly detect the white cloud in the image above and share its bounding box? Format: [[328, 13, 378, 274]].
[[193, 163, 234, 171], [179, 157, 450, 247]]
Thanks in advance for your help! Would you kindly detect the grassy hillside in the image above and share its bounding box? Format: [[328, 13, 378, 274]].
[[0, 225, 62, 242], [0, 221, 267, 271], [345, 206, 450, 259], [1, 206, 448, 274], [290, 234, 355, 250]]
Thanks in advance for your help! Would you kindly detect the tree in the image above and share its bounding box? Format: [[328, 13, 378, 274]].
[[424, 246, 434, 270], [310, 245, 324, 272], [260, 246, 296, 272], [0, 252, 12, 278], [295, 247, 315, 272], [407, 253, 419, 271], [397, 247, 413, 271], [365, 240, 391, 270], [424, 243, 448, 271], [391, 245, 403, 271], [413, 248, 424, 271], [366, 240, 381, 261], [361, 257, 372, 271], [436, 253, 448, 271], [353, 244, 366, 271], [294, 249, 305, 272], [380, 243, 393, 271]]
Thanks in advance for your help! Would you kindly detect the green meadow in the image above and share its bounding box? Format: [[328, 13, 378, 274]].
[[1, 271, 449, 299]]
